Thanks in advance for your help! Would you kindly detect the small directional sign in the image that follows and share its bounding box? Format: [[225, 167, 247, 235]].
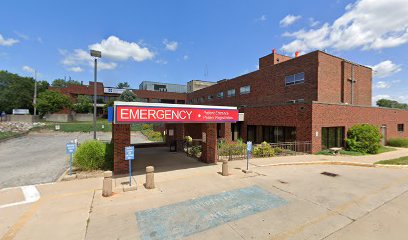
[[125, 146, 135, 161], [246, 141, 252, 152], [66, 143, 76, 154]]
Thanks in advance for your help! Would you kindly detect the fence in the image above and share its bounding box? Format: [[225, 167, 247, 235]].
[[217, 140, 312, 161], [269, 141, 312, 155]]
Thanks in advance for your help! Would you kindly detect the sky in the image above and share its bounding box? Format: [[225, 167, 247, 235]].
[[1, 0, 408, 104]]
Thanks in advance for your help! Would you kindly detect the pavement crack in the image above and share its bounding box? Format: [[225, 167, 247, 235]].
[[83, 189, 96, 240]]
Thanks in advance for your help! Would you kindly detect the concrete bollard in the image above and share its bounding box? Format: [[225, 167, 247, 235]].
[[222, 160, 229, 176], [145, 166, 155, 189], [102, 171, 113, 197]]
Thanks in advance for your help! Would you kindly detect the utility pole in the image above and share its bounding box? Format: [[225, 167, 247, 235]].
[[90, 50, 102, 140], [33, 70, 37, 116]]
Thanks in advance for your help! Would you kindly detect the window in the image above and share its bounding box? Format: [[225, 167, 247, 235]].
[[240, 85, 251, 95], [285, 72, 305, 86], [227, 89, 236, 97], [208, 95, 213, 100], [217, 92, 224, 99], [199, 97, 204, 103], [398, 124, 404, 132]]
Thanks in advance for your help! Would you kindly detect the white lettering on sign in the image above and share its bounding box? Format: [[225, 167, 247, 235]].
[[121, 109, 193, 121]]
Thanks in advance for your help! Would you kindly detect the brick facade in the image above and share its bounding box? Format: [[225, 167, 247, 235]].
[[112, 123, 131, 174]]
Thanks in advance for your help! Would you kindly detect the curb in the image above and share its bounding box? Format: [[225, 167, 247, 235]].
[[252, 161, 408, 169], [0, 132, 29, 143], [57, 168, 70, 182]]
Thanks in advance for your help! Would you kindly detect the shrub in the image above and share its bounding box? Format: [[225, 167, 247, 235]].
[[142, 124, 151, 130], [388, 138, 408, 147], [345, 124, 381, 154], [191, 145, 202, 158], [218, 140, 246, 156], [74, 140, 106, 170], [253, 141, 275, 157], [141, 128, 163, 142], [273, 147, 285, 155], [73, 95, 92, 113]]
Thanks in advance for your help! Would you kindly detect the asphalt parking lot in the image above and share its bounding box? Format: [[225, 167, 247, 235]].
[[0, 131, 151, 188]]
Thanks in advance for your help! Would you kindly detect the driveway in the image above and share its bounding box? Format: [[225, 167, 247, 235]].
[[0, 131, 151, 188]]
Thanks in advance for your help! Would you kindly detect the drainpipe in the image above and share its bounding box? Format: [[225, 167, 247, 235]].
[[351, 63, 354, 105]]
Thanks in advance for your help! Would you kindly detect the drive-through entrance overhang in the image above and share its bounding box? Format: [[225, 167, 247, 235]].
[[110, 101, 239, 175]]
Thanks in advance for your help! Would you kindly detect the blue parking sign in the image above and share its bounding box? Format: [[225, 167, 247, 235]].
[[125, 146, 134, 161], [66, 143, 76, 154], [246, 141, 252, 152]]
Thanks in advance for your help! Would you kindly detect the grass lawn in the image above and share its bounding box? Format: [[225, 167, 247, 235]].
[[46, 121, 143, 132], [375, 156, 408, 165], [316, 146, 396, 156], [0, 131, 20, 140]]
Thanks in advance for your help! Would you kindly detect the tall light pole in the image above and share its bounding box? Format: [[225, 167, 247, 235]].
[[33, 70, 37, 116], [90, 50, 102, 140]]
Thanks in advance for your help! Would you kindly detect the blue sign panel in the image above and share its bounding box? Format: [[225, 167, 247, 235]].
[[107, 106, 114, 122], [136, 185, 287, 240], [66, 143, 76, 154], [125, 146, 134, 160], [246, 141, 252, 152]]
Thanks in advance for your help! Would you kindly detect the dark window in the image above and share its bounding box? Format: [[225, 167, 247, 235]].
[[217, 92, 224, 99], [208, 95, 213, 100], [322, 127, 345, 149], [398, 124, 404, 132], [227, 89, 236, 97], [247, 125, 257, 143], [154, 84, 167, 91], [240, 85, 251, 95], [285, 72, 305, 86]]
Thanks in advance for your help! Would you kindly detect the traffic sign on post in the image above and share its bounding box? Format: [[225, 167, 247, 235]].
[[125, 146, 135, 186], [246, 141, 252, 173], [66, 143, 76, 175]]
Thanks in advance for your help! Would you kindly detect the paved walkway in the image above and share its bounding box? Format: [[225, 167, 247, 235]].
[[1, 147, 408, 240]]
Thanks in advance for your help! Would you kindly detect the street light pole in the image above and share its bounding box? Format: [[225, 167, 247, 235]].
[[33, 70, 37, 116], [90, 50, 102, 140]]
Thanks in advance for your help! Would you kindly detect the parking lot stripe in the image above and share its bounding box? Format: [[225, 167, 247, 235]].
[[0, 186, 40, 209]]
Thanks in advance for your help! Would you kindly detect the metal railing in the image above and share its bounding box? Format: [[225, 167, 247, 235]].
[[269, 141, 312, 155]]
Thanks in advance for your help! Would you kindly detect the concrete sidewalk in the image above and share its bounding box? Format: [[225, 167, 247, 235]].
[[1, 155, 408, 240]]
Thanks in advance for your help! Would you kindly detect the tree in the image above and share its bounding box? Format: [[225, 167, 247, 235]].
[[36, 90, 72, 116], [376, 99, 408, 109], [51, 79, 81, 88], [119, 89, 137, 102], [73, 95, 92, 113], [117, 82, 130, 89], [0, 70, 48, 114]]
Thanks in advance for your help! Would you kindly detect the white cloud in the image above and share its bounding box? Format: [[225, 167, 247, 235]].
[[68, 67, 84, 72], [371, 60, 401, 78], [309, 18, 320, 27], [61, 49, 117, 70], [373, 94, 408, 104], [255, 15, 267, 22], [22, 65, 35, 74], [280, 15, 302, 27], [375, 81, 391, 89], [89, 36, 154, 61], [282, 0, 408, 53], [61, 36, 152, 71], [155, 59, 168, 65], [163, 39, 178, 51], [14, 31, 29, 40], [183, 55, 189, 60], [0, 34, 19, 46]]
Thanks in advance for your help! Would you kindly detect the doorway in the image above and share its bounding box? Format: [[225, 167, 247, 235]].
[[322, 127, 345, 149]]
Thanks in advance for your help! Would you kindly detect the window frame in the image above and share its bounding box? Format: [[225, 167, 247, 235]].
[[398, 124, 404, 132], [240, 85, 251, 95], [227, 89, 236, 97], [285, 72, 305, 86]]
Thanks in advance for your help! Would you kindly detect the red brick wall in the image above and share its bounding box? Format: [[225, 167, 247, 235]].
[[317, 52, 372, 106], [242, 104, 313, 142], [112, 123, 131, 174], [187, 51, 319, 107], [312, 103, 408, 152], [259, 52, 292, 69]]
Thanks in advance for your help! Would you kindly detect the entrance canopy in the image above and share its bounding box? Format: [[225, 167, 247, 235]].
[[110, 101, 239, 124]]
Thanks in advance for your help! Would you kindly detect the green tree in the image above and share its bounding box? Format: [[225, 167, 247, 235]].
[[51, 79, 81, 88], [345, 124, 382, 154], [36, 90, 72, 116], [117, 82, 130, 89], [73, 95, 92, 113], [376, 99, 408, 109], [0, 70, 48, 114], [119, 89, 137, 102]]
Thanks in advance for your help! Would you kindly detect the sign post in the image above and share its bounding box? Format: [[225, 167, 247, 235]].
[[246, 141, 252, 172], [125, 146, 135, 186], [66, 142, 76, 175]]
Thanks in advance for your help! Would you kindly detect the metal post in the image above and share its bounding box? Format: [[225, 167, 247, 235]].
[[69, 153, 73, 175], [246, 151, 249, 171], [129, 157, 132, 186], [33, 70, 37, 116], [93, 58, 97, 140]]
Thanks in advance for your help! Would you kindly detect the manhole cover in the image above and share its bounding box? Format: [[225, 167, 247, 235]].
[[321, 171, 339, 177]]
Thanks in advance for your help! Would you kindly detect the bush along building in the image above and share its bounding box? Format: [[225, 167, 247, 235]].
[[186, 49, 408, 153]]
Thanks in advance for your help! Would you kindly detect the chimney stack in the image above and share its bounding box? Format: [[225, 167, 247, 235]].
[[272, 48, 276, 54], [295, 51, 299, 57]]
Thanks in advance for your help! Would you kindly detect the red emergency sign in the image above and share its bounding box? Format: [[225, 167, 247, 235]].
[[115, 105, 239, 123]]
